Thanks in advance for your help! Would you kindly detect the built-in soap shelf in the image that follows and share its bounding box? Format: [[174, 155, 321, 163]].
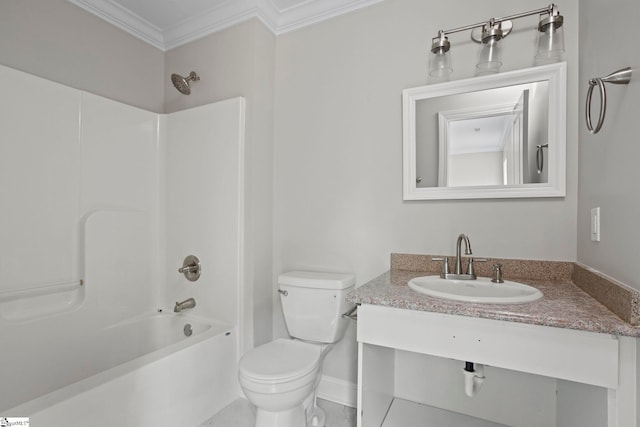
[[0, 280, 84, 322], [381, 398, 508, 427]]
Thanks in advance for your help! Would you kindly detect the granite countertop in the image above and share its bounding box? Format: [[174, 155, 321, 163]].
[[347, 269, 640, 338]]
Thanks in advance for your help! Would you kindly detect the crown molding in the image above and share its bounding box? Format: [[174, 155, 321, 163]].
[[275, 0, 383, 35], [67, 0, 383, 51], [68, 0, 165, 50], [162, 0, 280, 51]]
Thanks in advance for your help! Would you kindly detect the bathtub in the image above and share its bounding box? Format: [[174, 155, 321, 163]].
[[2, 312, 241, 427]]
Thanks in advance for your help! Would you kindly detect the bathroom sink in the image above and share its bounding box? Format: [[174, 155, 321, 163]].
[[408, 275, 543, 304]]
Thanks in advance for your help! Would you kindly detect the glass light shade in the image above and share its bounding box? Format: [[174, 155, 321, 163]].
[[475, 37, 502, 75], [534, 22, 565, 65], [428, 48, 452, 82]]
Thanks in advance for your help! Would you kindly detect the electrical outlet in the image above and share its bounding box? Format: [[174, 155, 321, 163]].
[[590, 207, 600, 242]]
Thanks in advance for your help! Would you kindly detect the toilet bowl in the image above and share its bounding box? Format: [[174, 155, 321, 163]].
[[239, 339, 326, 427], [238, 271, 355, 427]]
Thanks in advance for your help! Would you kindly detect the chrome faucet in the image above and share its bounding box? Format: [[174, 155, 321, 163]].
[[455, 233, 472, 276], [174, 297, 196, 313], [434, 234, 478, 280]]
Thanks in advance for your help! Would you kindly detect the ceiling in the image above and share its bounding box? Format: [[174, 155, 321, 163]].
[[449, 115, 514, 155], [68, 0, 383, 51]]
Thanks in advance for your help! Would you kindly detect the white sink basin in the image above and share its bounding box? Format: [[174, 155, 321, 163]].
[[408, 275, 543, 304]]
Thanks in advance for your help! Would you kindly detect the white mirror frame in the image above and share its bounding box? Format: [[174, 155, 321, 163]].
[[402, 62, 566, 200]]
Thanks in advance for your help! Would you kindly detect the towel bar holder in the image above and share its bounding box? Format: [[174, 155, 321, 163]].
[[536, 143, 548, 174], [342, 304, 359, 321], [586, 67, 632, 134]]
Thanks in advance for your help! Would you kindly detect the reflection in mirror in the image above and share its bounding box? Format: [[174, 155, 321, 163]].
[[403, 63, 566, 200], [416, 82, 549, 188]]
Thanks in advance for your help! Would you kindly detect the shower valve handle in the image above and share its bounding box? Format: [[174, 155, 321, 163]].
[[178, 265, 198, 273], [179, 255, 201, 282]]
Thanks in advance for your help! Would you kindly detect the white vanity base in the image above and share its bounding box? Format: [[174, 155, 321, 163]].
[[356, 304, 637, 427], [382, 398, 508, 427]]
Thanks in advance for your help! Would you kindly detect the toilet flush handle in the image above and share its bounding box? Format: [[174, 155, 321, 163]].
[[278, 289, 288, 296]]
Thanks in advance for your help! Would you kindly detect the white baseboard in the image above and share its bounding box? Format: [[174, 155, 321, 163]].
[[317, 375, 357, 408]]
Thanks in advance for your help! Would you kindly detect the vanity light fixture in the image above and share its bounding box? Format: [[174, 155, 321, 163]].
[[534, 6, 565, 65], [475, 18, 504, 76], [428, 4, 565, 80], [427, 31, 452, 81]]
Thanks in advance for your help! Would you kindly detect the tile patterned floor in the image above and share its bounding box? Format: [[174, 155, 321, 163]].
[[199, 398, 357, 427]]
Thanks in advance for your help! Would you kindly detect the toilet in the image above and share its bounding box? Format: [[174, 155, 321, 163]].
[[238, 270, 355, 427]]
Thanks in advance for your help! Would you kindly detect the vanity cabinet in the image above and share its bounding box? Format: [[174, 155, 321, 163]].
[[356, 303, 637, 427]]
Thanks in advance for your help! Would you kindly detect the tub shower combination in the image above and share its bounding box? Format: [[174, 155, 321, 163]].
[[3, 313, 239, 426], [0, 64, 246, 426]]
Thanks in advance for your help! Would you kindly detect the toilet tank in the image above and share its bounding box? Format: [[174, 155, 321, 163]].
[[278, 271, 355, 343]]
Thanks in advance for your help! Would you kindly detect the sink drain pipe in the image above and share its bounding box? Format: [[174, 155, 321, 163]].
[[463, 362, 485, 397]]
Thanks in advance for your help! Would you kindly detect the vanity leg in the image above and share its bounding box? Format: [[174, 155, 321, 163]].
[[358, 342, 395, 427], [357, 342, 363, 427], [607, 336, 637, 427]]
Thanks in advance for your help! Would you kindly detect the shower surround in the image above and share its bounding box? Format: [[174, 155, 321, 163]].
[[0, 64, 246, 426]]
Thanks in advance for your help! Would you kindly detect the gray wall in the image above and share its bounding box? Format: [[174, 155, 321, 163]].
[[0, 0, 165, 112], [577, 0, 640, 292], [576, 2, 640, 423], [273, 0, 579, 384], [165, 19, 276, 351]]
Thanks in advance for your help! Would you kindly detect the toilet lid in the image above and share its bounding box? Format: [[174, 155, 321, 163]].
[[239, 339, 322, 382]]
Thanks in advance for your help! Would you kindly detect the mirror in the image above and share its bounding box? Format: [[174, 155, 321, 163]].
[[403, 62, 566, 200]]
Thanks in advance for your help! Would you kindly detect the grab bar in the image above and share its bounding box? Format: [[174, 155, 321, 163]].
[[0, 280, 83, 300], [586, 67, 632, 134], [342, 305, 359, 321]]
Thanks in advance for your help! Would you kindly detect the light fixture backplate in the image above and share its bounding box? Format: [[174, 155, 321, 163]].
[[471, 20, 513, 43]]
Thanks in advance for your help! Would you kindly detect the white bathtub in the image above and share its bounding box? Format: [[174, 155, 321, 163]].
[[2, 312, 241, 427]]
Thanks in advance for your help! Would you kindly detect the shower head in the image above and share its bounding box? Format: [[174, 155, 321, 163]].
[[171, 71, 200, 95]]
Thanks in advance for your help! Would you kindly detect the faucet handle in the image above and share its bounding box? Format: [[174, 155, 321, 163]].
[[466, 258, 485, 275], [443, 257, 450, 275], [432, 257, 450, 277], [491, 263, 504, 283]]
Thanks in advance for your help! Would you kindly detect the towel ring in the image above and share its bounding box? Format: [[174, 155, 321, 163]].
[[586, 67, 632, 134]]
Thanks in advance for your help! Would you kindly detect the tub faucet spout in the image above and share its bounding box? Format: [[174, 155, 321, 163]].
[[174, 297, 196, 313]]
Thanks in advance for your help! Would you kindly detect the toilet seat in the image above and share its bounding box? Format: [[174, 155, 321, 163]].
[[239, 339, 322, 384]]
